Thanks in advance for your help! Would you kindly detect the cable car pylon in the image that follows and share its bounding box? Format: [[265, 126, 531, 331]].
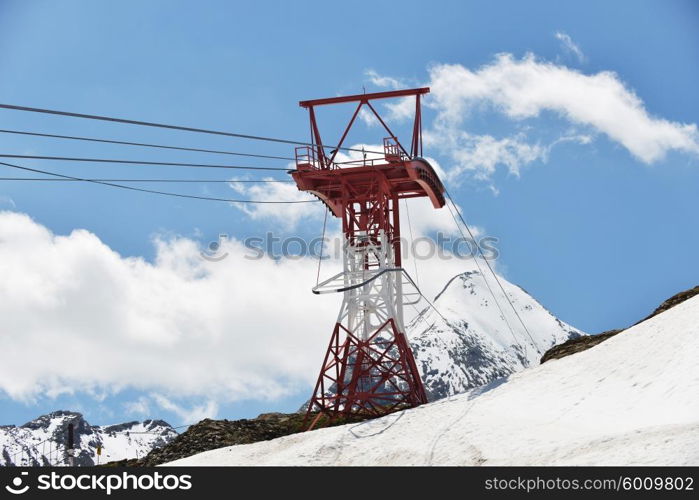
[[291, 88, 446, 430]]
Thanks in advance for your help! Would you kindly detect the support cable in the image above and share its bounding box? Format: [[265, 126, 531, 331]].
[[444, 196, 524, 355], [0, 154, 289, 171], [0, 128, 295, 161], [0, 103, 383, 155], [444, 188, 541, 357], [0, 177, 292, 183], [0, 161, 318, 204], [401, 269, 449, 325]]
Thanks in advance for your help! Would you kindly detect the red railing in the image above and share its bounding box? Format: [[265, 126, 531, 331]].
[[383, 137, 404, 163], [295, 146, 317, 170]]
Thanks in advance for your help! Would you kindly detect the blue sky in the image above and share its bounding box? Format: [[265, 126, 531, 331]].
[[0, 0, 697, 427]]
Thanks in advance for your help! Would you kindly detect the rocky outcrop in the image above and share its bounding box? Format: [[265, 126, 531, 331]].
[[541, 285, 699, 364], [105, 412, 367, 467], [105, 413, 305, 466], [540, 329, 623, 363], [635, 286, 699, 324]]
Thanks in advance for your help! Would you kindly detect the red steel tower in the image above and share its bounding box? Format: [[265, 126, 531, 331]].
[[291, 88, 445, 429]]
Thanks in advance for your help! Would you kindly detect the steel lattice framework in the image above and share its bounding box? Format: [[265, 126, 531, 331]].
[[291, 88, 445, 430]]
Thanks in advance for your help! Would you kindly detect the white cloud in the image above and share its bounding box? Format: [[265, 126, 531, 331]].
[[229, 178, 322, 229], [425, 128, 595, 183], [151, 394, 218, 424], [369, 55, 699, 181], [401, 196, 457, 236], [0, 211, 477, 407], [424, 54, 699, 165], [425, 128, 548, 180], [124, 396, 151, 417], [365, 69, 405, 89], [358, 107, 379, 127], [364, 69, 419, 121], [0, 211, 335, 403], [555, 31, 586, 63]]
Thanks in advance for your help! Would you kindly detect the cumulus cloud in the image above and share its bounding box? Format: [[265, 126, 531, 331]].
[[228, 178, 321, 229], [151, 394, 218, 424], [428, 55, 699, 163], [0, 211, 334, 404], [555, 31, 586, 63], [364, 69, 405, 90], [370, 54, 699, 180], [0, 211, 475, 408], [425, 129, 548, 181], [358, 107, 380, 127], [124, 396, 151, 417]]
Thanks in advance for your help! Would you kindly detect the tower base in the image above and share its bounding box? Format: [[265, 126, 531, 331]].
[[304, 318, 427, 430]]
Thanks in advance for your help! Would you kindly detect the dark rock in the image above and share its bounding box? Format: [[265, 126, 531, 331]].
[[103, 411, 369, 467], [634, 286, 699, 325], [102, 421, 141, 434], [103, 413, 307, 466], [540, 329, 623, 363], [541, 285, 698, 364]]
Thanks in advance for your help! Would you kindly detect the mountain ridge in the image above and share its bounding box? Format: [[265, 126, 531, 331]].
[[541, 284, 699, 363], [409, 269, 584, 400], [0, 410, 177, 466]]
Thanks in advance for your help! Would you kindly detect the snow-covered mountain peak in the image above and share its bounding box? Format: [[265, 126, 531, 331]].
[[1, 411, 177, 466], [408, 269, 584, 401], [102, 419, 172, 435], [20, 410, 85, 433]]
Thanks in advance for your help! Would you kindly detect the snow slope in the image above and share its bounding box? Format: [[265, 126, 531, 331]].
[[0, 411, 177, 466], [409, 270, 583, 400], [168, 294, 699, 466]]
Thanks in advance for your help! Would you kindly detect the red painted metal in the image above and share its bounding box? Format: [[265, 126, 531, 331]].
[[292, 88, 445, 429], [299, 87, 430, 108], [306, 318, 427, 428]]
